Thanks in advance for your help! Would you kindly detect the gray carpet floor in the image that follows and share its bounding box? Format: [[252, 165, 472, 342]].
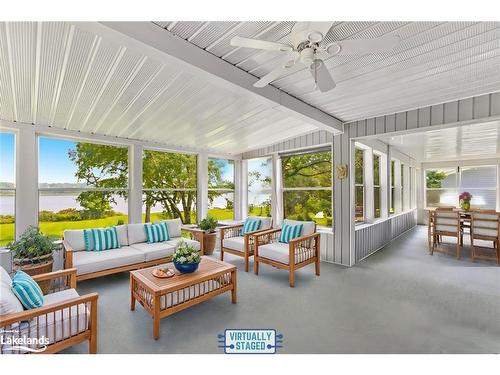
[[64, 225, 500, 354]]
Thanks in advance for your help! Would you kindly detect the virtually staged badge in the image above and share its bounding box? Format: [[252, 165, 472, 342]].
[[218, 329, 283, 354]]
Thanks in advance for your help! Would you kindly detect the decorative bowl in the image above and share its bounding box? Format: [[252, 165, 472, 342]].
[[173, 261, 199, 274]]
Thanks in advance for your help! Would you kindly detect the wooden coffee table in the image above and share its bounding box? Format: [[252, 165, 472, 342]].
[[130, 257, 237, 340]]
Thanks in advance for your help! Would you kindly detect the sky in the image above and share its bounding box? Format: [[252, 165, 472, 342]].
[[0, 133, 240, 185], [0, 132, 15, 183]]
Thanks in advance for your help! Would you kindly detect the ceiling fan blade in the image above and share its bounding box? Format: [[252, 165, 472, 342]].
[[334, 35, 400, 55], [310, 60, 336, 92], [253, 65, 291, 88], [230, 36, 293, 52]]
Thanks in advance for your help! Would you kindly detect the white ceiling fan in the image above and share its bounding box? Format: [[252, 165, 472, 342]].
[[230, 22, 400, 92]]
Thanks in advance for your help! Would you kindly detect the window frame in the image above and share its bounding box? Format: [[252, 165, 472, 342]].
[[354, 147, 365, 223], [207, 157, 235, 221], [247, 157, 272, 218], [281, 147, 333, 228], [373, 153, 381, 219], [37, 135, 130, 239], [0, 131, 16, 246]]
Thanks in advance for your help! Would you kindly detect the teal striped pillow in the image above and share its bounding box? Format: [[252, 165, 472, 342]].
[[84, 227, 120, 251], [242, 218, 262, 235], [145, 222, 170, 243], [11, 271, 44, 309], [279, 223, 303, 244]]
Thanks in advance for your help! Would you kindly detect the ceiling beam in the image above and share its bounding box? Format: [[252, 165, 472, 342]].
[[96, 21, 343, 134]]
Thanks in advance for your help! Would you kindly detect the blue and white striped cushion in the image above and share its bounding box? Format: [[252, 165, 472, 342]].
[[11, 271, 44, 309], [84, 227, 121, 251], [242, 218, 262, 235], [144, 222, 170, 243], [279, 224, 303, 244]]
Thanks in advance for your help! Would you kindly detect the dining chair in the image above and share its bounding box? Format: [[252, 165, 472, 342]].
[[432, 208, 462, 259], [428, 207, 454, 251], [470, 210, 500, 265]]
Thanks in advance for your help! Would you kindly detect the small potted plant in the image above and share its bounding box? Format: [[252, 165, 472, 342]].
[[198, 216, 218, 255], [8, 225, 58, 292], [459, 191, 473, 211], [172, 240, 201, 274]]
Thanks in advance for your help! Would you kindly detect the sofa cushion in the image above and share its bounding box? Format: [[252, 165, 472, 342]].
[[160, 218, 182, 238], [0, 267, 24, 316], [115, 225, 129, 246], [258, 242, 314, 264], [222, 236, 245, 252], [166, 237, 200, 251], [1, 288, 89, 353], [127, 223, 147, 245], [63, 229, 86, 252], [11, 271, 44, 309], [282, 219, 315, 236], [72, 246, 144, 275], [129, 242, 176, 262]]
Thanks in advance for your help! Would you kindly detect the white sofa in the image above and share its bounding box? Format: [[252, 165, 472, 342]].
[[62, 219, 200, 281]]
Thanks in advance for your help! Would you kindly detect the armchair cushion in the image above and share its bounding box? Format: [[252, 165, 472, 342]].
[[0, 267, 24, 316], [223, 236, 245, 252], [259, 242, 315, 265], [2, 288, 89, 353], [130, 241, 176, 261], [282, 219, 316, 236], [11, 271, 44, 309]]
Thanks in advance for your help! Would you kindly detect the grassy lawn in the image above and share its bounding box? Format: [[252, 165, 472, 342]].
[[0, 207, 331, 246], [0, 209, 235, 246]]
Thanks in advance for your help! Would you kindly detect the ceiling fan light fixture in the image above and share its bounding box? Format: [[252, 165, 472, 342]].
[[326, 43, 341, 55], [300, 47, 315, 66], [307, 31, 323, 43]]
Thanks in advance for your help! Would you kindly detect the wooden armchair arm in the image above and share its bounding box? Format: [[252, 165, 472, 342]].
[[181, 226, 205, 234], [32, 268, 77, 290], [288, 232, 321, 246], [251, 228, 281, 239], [0, 292, 98, 327]]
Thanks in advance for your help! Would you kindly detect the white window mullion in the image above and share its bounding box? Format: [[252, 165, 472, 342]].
[[128, 144, 143, 224], [364, 148, 374, 223], [272, 154, 282, 226], [197, 153, 208, 222]]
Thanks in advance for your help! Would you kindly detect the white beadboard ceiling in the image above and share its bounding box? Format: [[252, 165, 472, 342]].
[[0, 22, 318, 155], [378, 120, 500, 162], [154, 21, 500, 122]]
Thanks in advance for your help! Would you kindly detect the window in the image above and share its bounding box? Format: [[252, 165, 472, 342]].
[[142, 150, 197, 224], [459, 166, 497, 209], [390, 160, 395, 214], [373, 154, 381, 219], [248, 157, 272, 217], [425, 168, 457, 207], [354, 148, 364, 222], [401, 163, 405, 210], [282, 149, 332, 227], [38, 137, 128, 239], [208, 158, 235, 221], [0, 132, 15, 246]]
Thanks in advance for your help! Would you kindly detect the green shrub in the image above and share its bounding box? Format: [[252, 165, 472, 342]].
[[8, 225, 58, 262]]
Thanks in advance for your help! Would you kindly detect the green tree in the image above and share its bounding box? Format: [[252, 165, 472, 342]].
[[426, 170, 448, 188], [69, 144, 228, 224]]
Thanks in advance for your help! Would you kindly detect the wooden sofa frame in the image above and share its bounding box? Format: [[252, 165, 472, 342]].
[[219, 220, 273, 272], [0, 268, 98, 354], [63, 227, 204, 282], [251, 225, 321, 287]]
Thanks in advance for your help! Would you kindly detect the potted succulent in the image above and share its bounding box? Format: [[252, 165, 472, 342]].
[[8, 225, 58, 292], [172, 240, 201, 274], [198, 216, 218, 255]]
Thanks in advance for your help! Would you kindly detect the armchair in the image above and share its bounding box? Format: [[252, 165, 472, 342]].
[[251, 220, 320, 287], [0, 268, 98, 354], [220, 217, 273, 272]]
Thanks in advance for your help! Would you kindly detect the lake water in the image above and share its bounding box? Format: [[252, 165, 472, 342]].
[[0, 194, 237, 215]]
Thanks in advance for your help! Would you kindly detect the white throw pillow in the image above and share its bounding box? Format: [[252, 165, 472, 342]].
[[127, 223, 147, 245], [115, 225, 129, 246], [161, 218, 182, 238], [0, 267, 24, 316]]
